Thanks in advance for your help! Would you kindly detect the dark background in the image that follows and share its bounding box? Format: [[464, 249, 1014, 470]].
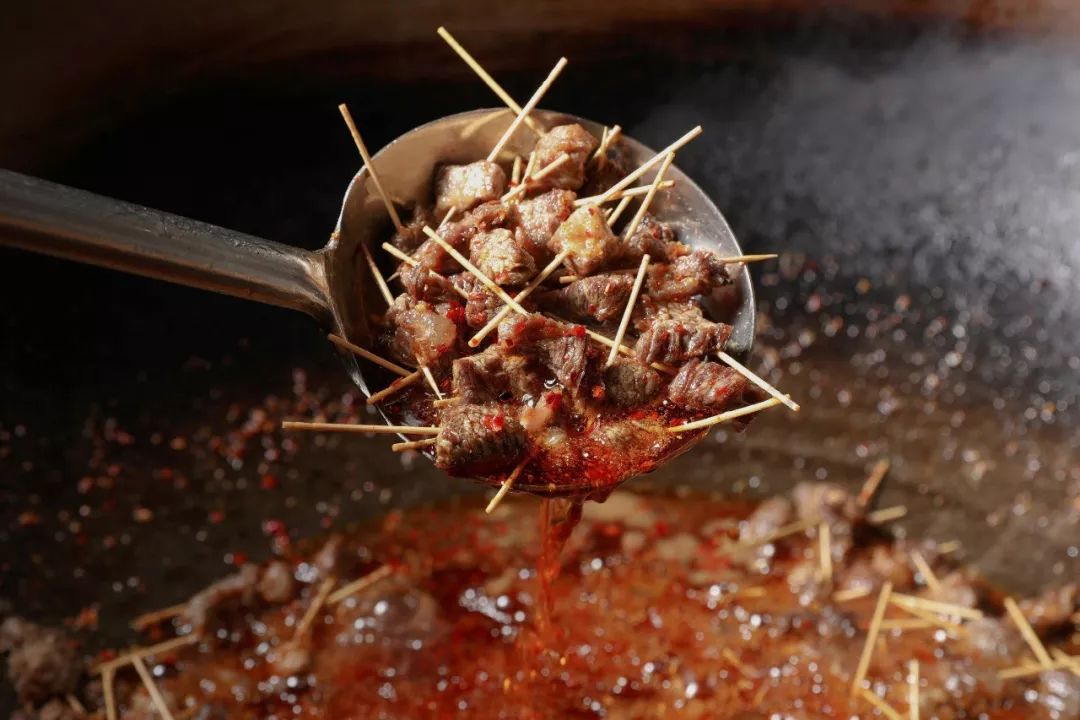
[[1, 2, 1079, 709]]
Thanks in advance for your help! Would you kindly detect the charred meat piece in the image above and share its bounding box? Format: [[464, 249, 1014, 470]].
[[436, 403, 528, 476], [617, 214, 689, 266], [510, 189, 576, 262], [634, 317, 732, 365], [647, 249, 733, 302], [602, 358, 661, 407], [498, 314, 594, 398], [452, 347, 541, 405], [667, 359, 748, 414], [385, 295, 460, 369], [535, 273, 634, 324], [0, 617, 81, 705], [182, 564, 260, 636], [549, 205, 619, 277], [389, 206, 434, 253], [532, 124, 599, 191], [469, 228, 536, 286], [434, 161, 507, 216], [399, 264, 459, 303]]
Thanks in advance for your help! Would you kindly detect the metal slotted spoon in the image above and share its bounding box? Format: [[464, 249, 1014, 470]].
[[0, 109, 755, 493]]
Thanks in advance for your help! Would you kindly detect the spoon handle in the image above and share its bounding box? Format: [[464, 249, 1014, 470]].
[[0, 170, 331, 320]]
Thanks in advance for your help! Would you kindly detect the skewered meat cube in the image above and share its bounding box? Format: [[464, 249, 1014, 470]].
[[399, 264, 459, 303], [666, 358, 748, 413], [510, 189, 576, 262], [646, 249, 734, 302], [435, 403, 528, 476], [452, 347, 541, 405], [535, 273, 634, 324], [532, 124, 599, 191], [389, 206, 434, 253], [634, 317, 732, 365], [414, 201, 509, 274], [385, 295, 459, 369], [469, 228, 536, 286], [498, 314, 595, 398], [602, 358, 661, 406], [581, 137, 632, 195], [434, 161, 507, 216], [449, 273, 502, 329], [549, 205, 619, 277], [616, 214, 689, 266]]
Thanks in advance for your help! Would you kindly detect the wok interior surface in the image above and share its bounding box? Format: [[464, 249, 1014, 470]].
[[1, 6, 1079, 710]]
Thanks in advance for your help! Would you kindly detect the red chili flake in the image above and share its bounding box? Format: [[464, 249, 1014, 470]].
[[653, 520, 672, 538], [482, 414, 505, 432], [232, 552, 248, 567], [445, 302, 466, 324], [263, 519, 287, 536], [571, 325, 586, 338], [260, 474, 278, 490], [208, 510, 225, 524], [544, 392, 563, 411], [590, 385, 604, 400]]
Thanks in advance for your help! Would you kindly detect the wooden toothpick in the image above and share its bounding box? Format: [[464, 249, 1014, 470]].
[[716, 351, 800, 412], [327, 333, 412, 377], [580, 126, 702, 207], [281, 421, 439, 435], [485, 455, 531, 514], [367, 370, 424, 406], [621, 153, 674, 243], [131, 656, 177, 720], [392, 437, 438, 452], [436, 27, 542, 134], [328, 565, 394, 605], [668, 397, 784, 433], [338, 104, 403, 232], [605, 254, 651, 367], [487, 58, 568, 162]]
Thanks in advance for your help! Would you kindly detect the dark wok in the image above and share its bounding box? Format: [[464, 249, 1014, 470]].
[[1, 3, 1078, 711]]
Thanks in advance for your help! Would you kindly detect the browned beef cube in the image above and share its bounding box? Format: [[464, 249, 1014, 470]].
[[452, 347, 541, 404], [510, 189, 576, 262], [434, 161, 507, 216], [389, 206, 434, 253], [385, 295, 459, 368], [616, 214, 689, 266], [646, 249, 734, 302], [469, 228, 536, 286], [532, 124, 599, 191], [667, 359, 748, 413], [450, 273, 502, 329], [549, 205, 619, 277], [497, 314, 595, 398], [435, 403, 528, 477], [581, 137, 632, 195], [399, 264, 458, 303], [603, 358, 661, 406], [634, 317, 732, 365], [535, 273, 634, 324], [416, 201, 510, 274]]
